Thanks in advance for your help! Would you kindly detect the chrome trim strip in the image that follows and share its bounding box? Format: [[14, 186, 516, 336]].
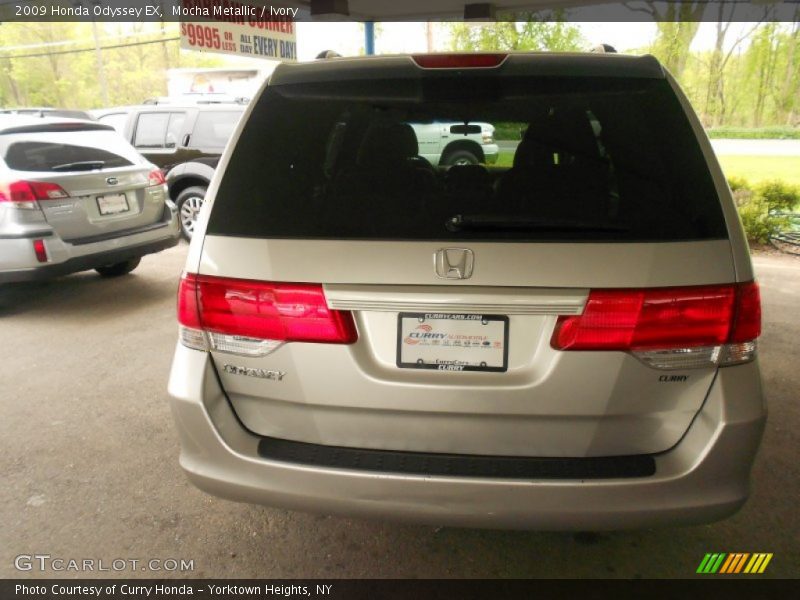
[[324, 285, 587, 315]]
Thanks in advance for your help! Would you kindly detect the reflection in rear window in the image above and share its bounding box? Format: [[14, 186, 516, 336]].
[[208, 76, 727, 242], [2, 131, 137, 172]]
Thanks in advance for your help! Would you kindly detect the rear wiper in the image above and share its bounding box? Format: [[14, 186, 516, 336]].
[[50, 161, 106, 172], [445, 214, 629, 233]]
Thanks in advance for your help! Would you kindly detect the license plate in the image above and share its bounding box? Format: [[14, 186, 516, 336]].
[[96, 193, 129, 215], [397, 313, 509, 372]]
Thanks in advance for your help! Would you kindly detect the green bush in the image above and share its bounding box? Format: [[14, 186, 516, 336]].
[[736, 194, 780, 243], [708, 126, 800, 140], [756, 180, 800, 212], [492, 122, 525, 141], [727, 175, 750, 192], [729, 178, 794, 243]]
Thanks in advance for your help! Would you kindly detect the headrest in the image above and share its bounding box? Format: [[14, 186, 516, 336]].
[[445, 164, 491, 188], [357, 122, 419, 167], [513, 139, 555, 168], [526, 108, 598, 155]]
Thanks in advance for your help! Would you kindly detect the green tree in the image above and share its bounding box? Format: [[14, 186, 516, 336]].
[[774, 16, 800, 125], [449, 12, 585, 53], [702, 4, 764, 126], [0, 22, 225, 109], [625, 1, 707, 78]]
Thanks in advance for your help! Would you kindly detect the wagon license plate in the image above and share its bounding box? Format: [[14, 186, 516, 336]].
[[97, 193, 129, 215], [397, 313, 509, 372]]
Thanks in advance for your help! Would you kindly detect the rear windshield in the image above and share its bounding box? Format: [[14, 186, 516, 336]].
[[208, 75, 727, 242], [1, 130, 139, 172]]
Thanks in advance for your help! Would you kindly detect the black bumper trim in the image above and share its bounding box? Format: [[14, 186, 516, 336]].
[[67, 218, 172, 246], [0, 230, 54, 240], [0, 234, 179, 284], [257, 436, 656, 480]]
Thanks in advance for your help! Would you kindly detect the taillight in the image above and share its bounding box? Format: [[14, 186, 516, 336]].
[[177, 273, 201, 329], [177, 273, 357, 356], [0, 180, 68, 208], [730, 282, 761, 343], [551, 283, 761, 369], [33, 239, 48, 263], [411, 53, 507, 69], [148, 170, 166, 186]]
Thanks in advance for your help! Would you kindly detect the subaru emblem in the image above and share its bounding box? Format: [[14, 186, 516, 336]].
[[434, 248, 474, 280]]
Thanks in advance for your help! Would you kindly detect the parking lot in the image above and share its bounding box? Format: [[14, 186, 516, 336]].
[[1, 243, 798, 579]]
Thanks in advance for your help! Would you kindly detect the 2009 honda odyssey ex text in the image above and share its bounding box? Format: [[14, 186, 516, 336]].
[[168, 52, 765, 530]]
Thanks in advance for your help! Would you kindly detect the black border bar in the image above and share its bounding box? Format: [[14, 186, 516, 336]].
[[1, 0, 799, 23], [2, 579, 798, 599]]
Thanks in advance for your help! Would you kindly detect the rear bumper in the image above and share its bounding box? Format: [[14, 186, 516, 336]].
[[0, 211, 179, 284], [168, 346, 766, 530]]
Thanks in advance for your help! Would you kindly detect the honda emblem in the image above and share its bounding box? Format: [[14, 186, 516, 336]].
[[434, 248, 474, 280]]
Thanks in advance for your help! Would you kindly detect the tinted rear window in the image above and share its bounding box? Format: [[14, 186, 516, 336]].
[[134, 112, 186, 149], [1, 130, 140, 172], [208, 75, 727, 242], [190, 111, 242, 148]]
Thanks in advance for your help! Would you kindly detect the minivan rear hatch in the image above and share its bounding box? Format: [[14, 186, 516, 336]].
[[188, 54, 745, 459]]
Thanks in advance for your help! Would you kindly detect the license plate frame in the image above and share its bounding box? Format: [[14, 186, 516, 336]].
[[96, 193, 129, 215], [396, 312, 509, 373]]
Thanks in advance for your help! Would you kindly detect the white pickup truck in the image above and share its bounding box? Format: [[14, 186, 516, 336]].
[[409, 121, 499, 167]]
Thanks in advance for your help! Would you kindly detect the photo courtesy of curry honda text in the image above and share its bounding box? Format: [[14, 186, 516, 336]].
[[168, 51, 765, 530], [0, 116, 180, 282]]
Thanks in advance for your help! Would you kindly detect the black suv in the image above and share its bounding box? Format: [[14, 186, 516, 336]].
[[93, 104, 245, 239]]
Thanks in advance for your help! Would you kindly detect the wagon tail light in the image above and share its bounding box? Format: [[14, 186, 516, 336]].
[[148, 169, 166, 187], [0, 180, 69, 209], [551, 282, 761, 369], [177, 274, 357, 357]]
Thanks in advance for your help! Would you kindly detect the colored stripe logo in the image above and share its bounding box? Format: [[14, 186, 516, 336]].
[[697, 553, 773, 574]]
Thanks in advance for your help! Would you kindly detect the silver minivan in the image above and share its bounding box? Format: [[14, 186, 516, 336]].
[[0, 116, 179, 282], [168, 53, 765, 529]]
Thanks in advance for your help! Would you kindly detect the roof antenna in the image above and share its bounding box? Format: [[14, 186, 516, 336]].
[[316, 50, 342, 59]]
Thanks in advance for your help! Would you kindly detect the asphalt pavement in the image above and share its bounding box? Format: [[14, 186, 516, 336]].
[[1, 244, 798, 578]]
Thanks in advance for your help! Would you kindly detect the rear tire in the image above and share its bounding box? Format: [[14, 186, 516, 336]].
[[443, 149, 480, 166], [95, 258, 141, 278], [176, 186, 207, 241]]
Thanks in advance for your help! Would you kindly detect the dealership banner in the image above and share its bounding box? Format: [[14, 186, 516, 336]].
[[178, 0, 298, 61]]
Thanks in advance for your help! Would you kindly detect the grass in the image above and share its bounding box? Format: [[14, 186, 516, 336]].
[[492, 151, 799, 186], [707, 126, 800, 140], [718, 155, 800, 186], [494, 150, 514, 168], [496, 126, 800, 141]]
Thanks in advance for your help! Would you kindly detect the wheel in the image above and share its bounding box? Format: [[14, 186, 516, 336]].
[[176, 186, 207, 240], [95, 258, 141, 278], [443, 149, 480, 166]]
